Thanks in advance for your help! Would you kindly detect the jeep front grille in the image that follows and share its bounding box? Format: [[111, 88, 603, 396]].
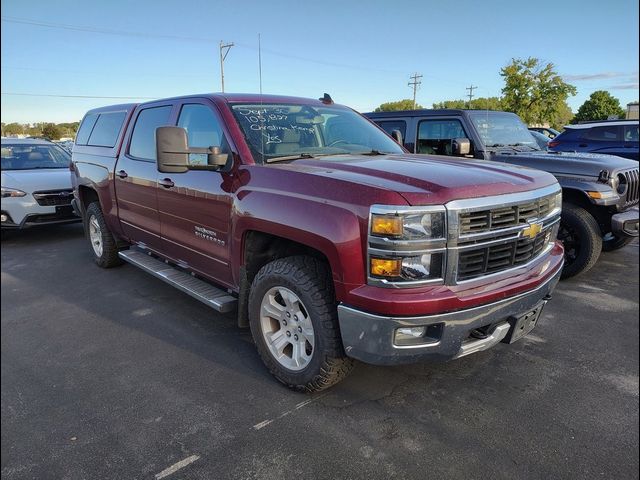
[[622, 168, 639, 207]]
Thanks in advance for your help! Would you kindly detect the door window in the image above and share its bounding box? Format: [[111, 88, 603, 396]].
[[129, 106, 173, 160], [585, 126, 621, 141], [177, 104, 230, 166], [417, 119, 467, 155], [376, 120, 407, 140]]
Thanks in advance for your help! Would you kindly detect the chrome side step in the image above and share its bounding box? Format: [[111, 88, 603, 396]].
[[118, 250, 237, 313]]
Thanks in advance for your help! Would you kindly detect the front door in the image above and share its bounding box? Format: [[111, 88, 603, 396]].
[[115, 104, 174, 251], [156, 101, 235, 287]]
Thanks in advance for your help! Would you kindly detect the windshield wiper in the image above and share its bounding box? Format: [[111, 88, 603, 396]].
[[265, 153, 315, 163], [359, 150, 391, 156]]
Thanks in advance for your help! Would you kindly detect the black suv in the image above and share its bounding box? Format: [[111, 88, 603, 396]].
[[365, 109, 639, 278]]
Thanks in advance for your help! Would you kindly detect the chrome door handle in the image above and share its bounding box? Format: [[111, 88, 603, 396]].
[[116, 170, 128, 179], [159, 178, 175, 188]]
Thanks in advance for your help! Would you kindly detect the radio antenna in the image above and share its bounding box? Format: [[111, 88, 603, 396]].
[[258, 33, 263, 95]]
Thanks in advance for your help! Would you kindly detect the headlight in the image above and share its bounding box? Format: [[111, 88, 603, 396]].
[[550, 190, 562, 212], [1, 187, 27, 198], [370, 211, 445, 240], [368, 206, 446, 286]]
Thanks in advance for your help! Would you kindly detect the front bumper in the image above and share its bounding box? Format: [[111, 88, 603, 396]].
[[338, 262, 562, 365], [1, 198, 80, 229], [611, 208, 639, 237]]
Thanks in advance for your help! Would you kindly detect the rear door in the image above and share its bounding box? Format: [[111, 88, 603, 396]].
[[156, 99, 235, 286], [115, 103, 175, 250]]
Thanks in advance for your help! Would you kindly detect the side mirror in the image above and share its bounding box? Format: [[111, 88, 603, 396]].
[[390, 129, 403, 145], [452, 137, 471, 156], [157, 126, 189, 173], [156, 126, 229, 173]]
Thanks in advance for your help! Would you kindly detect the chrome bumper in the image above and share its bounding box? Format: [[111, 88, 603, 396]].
[[337, 264, 562, 365]]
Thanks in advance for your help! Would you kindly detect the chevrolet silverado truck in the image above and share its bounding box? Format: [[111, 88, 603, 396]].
[[366, 109, 639, 278], [71, 94, 564, 392]]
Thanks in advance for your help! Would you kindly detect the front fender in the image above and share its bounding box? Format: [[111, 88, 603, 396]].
[[232, 190, 367, 300], [556, 176, 620, 207]]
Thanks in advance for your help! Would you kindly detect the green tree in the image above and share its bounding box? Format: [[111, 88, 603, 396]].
[[432, 97, 503, 110], [500, 57, 576, 125], [572, 90, 626, 123], [549, 101, 574, 130], [3, 122, 24, 136], [41, 123, 63, 140], [374, 99, 423, 112]]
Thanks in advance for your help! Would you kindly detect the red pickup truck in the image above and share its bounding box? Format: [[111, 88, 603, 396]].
[[71, 93, 564, 391]]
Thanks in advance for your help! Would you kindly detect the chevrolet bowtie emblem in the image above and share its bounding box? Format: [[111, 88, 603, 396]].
[[521, 220, 542, 240]]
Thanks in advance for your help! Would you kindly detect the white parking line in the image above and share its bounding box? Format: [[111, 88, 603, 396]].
[[154, 455, 200, 479], [252, 393, 329, 430]]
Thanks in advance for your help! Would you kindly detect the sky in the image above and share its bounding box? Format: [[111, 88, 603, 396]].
[[1, 0, 638, 123]]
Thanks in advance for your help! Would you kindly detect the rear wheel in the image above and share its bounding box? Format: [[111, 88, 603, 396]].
[[248, 256, 354, 392], [558, 203, 602, 279], [85, 202, 123, 268], [601, 233, 634, 252]]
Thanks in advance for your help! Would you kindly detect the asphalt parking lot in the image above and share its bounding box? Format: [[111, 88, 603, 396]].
[[1, 224, 638, 480]]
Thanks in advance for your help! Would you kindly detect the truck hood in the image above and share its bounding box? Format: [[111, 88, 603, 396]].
[[488, 150, 638, 178], [1, 168, 73, 194], [273, 154, 557, 205]]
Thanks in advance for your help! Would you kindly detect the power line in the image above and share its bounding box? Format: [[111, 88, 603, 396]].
[[1, 92, 157, 99], [408, 73, 423, 109]]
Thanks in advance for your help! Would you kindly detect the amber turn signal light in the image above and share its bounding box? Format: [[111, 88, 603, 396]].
[[371, 215, 403, 236], [370, 257, 401, 277]]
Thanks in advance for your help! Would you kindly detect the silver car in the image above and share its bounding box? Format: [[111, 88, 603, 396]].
[[1, 138, 80, 229]]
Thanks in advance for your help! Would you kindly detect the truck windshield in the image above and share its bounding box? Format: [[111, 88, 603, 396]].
[[1, 144, 71, 170], [469, 112, 540, 150], [230, 103, 403, 164]]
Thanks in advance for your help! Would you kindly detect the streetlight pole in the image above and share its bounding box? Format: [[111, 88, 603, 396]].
[[219, 41, 234, 92]]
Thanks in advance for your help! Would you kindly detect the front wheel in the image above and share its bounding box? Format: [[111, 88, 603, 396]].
[[558, 203, 602, 279], [85, 202, 123, 268], [248, 256, 354, 392]]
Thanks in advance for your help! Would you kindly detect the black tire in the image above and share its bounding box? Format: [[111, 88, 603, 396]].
[[248, 256, 354, 392], [558, 203, 602, 279], [601, 234, 634, 252], [85, 202, 123, 268]]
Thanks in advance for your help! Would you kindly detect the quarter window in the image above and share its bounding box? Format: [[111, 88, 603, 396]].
[[417, 119, 467, 155], [624, 125, 639, 142], [129, 106, 172, 160], [75, 114, 99, 145], [177, 104, 230, 166], [87, 111, 127, 147]]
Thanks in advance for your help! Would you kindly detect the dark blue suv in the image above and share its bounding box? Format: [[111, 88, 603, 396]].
[[549, 120, 639, 161]]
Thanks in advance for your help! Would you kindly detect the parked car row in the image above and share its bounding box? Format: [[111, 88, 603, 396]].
[[2, 94, 638, 392]]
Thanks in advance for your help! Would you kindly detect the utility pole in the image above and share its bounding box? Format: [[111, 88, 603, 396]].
[[466, 84, 477, 106], [219, 41, 234, 93], [408, 73, 423, 109]]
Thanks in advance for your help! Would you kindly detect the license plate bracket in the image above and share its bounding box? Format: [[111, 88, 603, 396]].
[[503, 301, 546, 344]]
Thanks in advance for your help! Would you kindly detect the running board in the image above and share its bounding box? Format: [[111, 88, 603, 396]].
[[118, 250, 237, 313]]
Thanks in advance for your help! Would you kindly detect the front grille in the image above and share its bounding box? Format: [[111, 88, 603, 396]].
[[622, 168, 639, 207], [32, 190, 74, 207], [459, 196, 553, 235], [457, 229, 551, 281]]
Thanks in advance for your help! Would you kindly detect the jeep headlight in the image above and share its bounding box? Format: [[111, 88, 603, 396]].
[[1, 187, 27, 198], [368, 206, 446, 286]]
